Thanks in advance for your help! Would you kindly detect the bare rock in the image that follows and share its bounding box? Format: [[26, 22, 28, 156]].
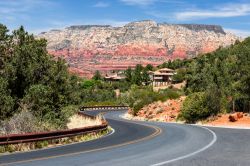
[[237, 112, 244, 119], [229, 114, 238, 122], [38, 20, 240, 77]]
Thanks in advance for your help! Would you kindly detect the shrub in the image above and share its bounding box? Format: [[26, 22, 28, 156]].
[[0, 109, 43, 134], [22, 84, 70, 129], [179, 92, 210, 123], [0, 25, 83, 127], [122, 86, 159, 115], [81, 80, 95, 89], [83, 101, 120, 107], [0, 78, 14, 120], [172, 68, 186, 83], [159, 88, 182, 100]]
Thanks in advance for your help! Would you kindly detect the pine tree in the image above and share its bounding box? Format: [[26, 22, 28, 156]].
[[92, 70, 102, 80], [125, 67, 132, 82], [132, 64, 143, 85], [142, 69, 151, 85], [145, 64, 153, 71]]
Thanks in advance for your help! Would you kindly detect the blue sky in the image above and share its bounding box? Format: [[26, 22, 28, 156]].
[[1, 0, 250, 37]]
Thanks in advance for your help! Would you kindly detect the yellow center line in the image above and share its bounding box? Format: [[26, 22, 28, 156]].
[[1, 119, 162, 166]]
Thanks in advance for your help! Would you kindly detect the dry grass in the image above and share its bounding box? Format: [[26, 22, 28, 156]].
[[0, 128, 110, 153], [67, 114, 103, 129], [0, 113, 107, 153], [0, 111, 46, 135]]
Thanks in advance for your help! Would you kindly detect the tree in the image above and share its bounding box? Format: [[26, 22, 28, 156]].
[[145, 64, 153, 71], [180, 92, 209, 123], [172, 68, 186, 83], [142, 69, 151, 85], [125, 67, 132, 82], [184, 37, 250, 115], [0, 24, 81, 127], [123, 85, 157, 115], [135, 64, 143, 71], [0, 24, 9, 71], [22, 84, 53, 121], [81, 79, 95, 89], [0, 77, 14, 120], [92, 70, 102, 80], [132, 64, 143, 85]]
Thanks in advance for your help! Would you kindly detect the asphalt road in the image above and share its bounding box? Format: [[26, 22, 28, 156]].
[[0, 110, 250, 166]]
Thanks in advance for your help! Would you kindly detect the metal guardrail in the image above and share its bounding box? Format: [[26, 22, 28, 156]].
[[80, 105, 129, 111], [0, 112, 107, 145], [0, 106, 129, 145]]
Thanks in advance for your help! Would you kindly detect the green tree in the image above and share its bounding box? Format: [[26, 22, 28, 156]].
[[132, 64, 143, 85], [0, 25, 81, 127], [22, 84, 53, 120], [172, 68, 186, 83], [92, 70, 102, 80], [145, 64, 153, 71], [184, 37, 250, 115], [180, 92, 209, 123], [0, 24, 10, 71], [0, 77, 14, 120], [142, 69, 151, 85], [125, 67, 132, 82], [81, 79, 95, 89]]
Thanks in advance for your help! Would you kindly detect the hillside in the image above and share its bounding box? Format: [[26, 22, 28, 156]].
[[38, 20, 239, 77], [126, 37, 250, 124]]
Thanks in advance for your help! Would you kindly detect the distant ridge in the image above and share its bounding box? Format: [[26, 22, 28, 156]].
[[38, 20, 239, 78]]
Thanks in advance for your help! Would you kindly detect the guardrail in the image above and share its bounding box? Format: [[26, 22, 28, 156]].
[[0, 106, 129, 146], [0, 112, 107, 145], [80, 105, 129, 111]]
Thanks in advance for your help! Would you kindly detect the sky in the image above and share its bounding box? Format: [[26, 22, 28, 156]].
[[1, 0, 250, 37]]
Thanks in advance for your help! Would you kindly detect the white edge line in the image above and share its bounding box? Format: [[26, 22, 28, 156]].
[[193, 124, 250, 130], [151, 126, 217, 166], [0, 128, 115, 156], [120, 112, 218, 166], [121, 112, 250, 130]]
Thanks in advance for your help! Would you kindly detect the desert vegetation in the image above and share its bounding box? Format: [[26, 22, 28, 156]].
[[178, 38, 250, 123], [124, 38, 250, 124], [1, 23, 249, 136], [0, 24, 118, 134], [122, 85, 182, 116]]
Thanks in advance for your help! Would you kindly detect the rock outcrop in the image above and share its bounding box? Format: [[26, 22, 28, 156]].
[[38, 20, 239, 77]]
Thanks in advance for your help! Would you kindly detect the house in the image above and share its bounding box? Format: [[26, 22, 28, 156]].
[[150, 68, 176, 87], [104, 72, 125, 83]]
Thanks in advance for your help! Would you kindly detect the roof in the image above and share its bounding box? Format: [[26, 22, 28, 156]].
[[157, 68, 174, 72], [104, 73, 125, 80], [153, 71, 174, 76]]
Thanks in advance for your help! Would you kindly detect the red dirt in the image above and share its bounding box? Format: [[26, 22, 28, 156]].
[[131, 96, 250, 128], [206, 113, 250, 127], [135, 96, 186, 122]]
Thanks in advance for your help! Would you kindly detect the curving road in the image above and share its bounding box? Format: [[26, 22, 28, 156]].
[[0, 110, 250, 166]]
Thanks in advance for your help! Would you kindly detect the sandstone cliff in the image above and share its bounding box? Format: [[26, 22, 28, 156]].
[[38, 20, 239, 77]]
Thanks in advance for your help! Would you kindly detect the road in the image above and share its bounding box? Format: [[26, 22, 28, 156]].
[[0, 110, 250, 166]]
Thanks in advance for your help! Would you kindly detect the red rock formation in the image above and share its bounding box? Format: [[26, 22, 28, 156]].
[[38, 20, 239, 77]]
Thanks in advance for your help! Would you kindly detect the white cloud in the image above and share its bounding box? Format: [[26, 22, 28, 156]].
[[120, 0, 157, 6], [120, 0, 183, 6], [225, 28, 250, 38], [0, 0, 56, 22], [93, 2, 110, 8], [175, 3, 250, 20]]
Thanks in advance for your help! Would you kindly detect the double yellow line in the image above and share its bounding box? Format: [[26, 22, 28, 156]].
[[1, 118, 162, 166]]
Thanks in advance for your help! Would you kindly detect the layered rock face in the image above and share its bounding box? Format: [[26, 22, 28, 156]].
[[38, 20, 239, 77]]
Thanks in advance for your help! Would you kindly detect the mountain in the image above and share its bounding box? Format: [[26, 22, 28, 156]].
[[38, 20, 239, 77]]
